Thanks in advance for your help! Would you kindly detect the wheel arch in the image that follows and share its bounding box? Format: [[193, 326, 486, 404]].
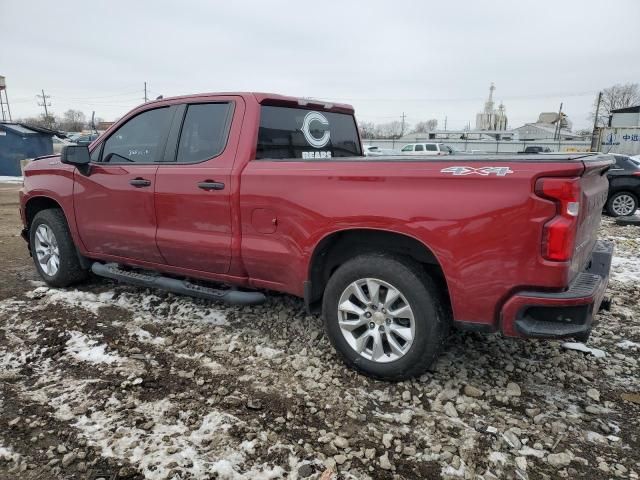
[[306, 228, 451, 313], [23, 195, 88, 267], [24, 196, 66, 229]]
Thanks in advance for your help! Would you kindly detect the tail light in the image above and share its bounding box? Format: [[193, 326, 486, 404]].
[[535, 177, 581, 262]]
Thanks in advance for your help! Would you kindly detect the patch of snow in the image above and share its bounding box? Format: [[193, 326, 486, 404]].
[[43, 288, 115, 315], [0, 444, 21, 463], [442, 460, 466, 478], [0, 175, 23, 184], [561, 342, 607, 358], [585, 431, 607, 444], [488, 451, 508, 464], [255, 345, 283, 359], [72, 399, 284, 480], [616, 340, 639, 350], [65, 331, 122, 364], [518, 446, 546, 458], [611, 255, 640, 284], [131, 327, 165, 345]]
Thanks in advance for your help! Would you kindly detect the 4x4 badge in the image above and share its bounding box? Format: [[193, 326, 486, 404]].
[[440, 166, 513, 176]]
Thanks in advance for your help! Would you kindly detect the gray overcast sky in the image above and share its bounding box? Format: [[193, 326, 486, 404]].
[[2, 0, 639, 130]]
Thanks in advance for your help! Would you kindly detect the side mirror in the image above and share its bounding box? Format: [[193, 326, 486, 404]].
[[60, 145, 91, 175]]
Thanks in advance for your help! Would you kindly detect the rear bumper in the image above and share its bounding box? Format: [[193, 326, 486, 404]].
[[501, 240, 613, 338]]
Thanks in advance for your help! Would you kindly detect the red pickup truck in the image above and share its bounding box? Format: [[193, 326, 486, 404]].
[[19, 92, 614, 380]]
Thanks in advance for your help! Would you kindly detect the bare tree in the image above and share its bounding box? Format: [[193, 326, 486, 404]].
[[59, 109, 86, 132], [412, 119, 438, 133], [376, 121, 404, 139], [592, 83, 640, 126], [358, 121, 376, 139]]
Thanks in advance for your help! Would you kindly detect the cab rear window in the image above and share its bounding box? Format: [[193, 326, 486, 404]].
[[256, 106, 362, 160]]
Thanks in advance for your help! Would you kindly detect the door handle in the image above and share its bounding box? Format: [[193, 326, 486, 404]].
[[198, 180, 225, 191], [129, 178, 152, 187]]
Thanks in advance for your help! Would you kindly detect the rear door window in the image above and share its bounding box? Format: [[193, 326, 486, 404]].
[[414, 144, 424, 151], [175, 103, 233, 163], [256, 106, 362, 160]]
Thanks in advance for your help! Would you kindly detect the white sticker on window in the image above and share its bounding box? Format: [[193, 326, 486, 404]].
[[301, 111, 330, 149]]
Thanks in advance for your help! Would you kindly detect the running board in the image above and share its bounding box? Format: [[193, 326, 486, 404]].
[[91, 262, 266, 306]]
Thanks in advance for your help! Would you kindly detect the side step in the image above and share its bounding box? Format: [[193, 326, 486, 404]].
[[91, 262, 266, 306]]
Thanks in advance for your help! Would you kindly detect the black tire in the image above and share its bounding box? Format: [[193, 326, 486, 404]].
[[29, 209, 88, 287], [606, 191, 638, 217], [322, 253, 448, 381]]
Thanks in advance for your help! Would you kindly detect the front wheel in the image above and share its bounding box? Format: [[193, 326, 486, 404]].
[[322, 253, 448, 381], [607, 191, 638, 217], [30, 209, 88, 287]]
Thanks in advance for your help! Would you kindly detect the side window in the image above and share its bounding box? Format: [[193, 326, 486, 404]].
[[414, 144, 424, 152], [101, 107, 172, 163], [425, 144, 438, 151], [90, 144, 102, 162], [176, 103, 233, 163], [401, 145, 414, 152], [614, 156, 628, 169]]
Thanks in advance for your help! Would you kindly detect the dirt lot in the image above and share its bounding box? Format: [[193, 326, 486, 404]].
[[1, 182, 639, 480]]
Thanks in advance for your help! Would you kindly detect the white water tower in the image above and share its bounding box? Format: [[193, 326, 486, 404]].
[[0, 76, 12, 122]]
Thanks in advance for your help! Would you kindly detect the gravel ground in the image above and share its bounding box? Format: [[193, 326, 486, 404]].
[[0, 183, 639, 480]]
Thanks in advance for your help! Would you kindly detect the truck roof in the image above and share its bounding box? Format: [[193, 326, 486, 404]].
[[142, 92, 355, 114]]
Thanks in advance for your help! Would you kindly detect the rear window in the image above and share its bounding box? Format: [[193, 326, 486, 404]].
[[256, 106, 362, 160], [425, 144, 438, 151]]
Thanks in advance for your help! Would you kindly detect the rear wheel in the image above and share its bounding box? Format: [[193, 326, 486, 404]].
[[322, 253, 448, 380], [607, 191, 638, 217], [30, 209, 88, 287]]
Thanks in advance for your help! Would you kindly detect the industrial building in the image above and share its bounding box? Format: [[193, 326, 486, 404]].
[[609, 105, 640, 127]]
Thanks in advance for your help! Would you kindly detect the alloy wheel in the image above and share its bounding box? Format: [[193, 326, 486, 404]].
[[612, 194, 636, 216], [34, 224, 60, 276], [337, 278, 415, 363]]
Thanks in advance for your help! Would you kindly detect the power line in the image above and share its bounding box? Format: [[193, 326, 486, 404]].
[[323, 90, 598, 103]]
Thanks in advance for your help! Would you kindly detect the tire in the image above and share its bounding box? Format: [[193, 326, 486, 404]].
[[322, 253, 448, 381], [30, 209, 88, 287], [606, 191, 638, 217]]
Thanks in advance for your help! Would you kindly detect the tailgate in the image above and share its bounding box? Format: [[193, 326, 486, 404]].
[[570, 154, 614, 280]]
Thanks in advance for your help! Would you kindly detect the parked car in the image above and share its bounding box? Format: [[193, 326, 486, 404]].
[[362, 145, 385, 156], [399, 142, 451, 155], [605, 154, 640, 216], [19, 92, 614, 380], [519, 146, 552, 154], [52, 136, 73, 154], [70, 133, 100, 146]]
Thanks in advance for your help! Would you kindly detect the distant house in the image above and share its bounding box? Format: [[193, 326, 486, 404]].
[[510, 123, 583, 141], [97, 121, 115, 131], [609, 105, 640, 127], [0, 122, 53, 176]]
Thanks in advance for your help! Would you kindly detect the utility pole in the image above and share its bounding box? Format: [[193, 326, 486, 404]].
[[400, 112, 406, 137], [553, 102, 563, 140], [444, 116, 448, 131], [554, 102, 563, 150], [144, 82, 148, 102], [591, 91, 603, 152], [36, 89, 52, 127]]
